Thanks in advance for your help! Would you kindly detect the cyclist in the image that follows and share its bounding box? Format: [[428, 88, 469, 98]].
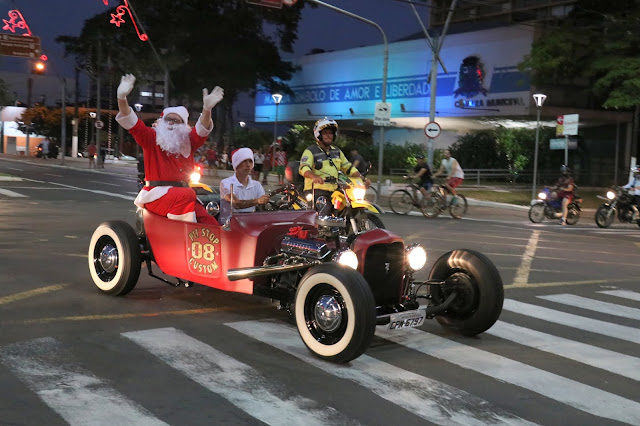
[[299, 117, 365, 215], [433, 149, 464, 195], [410, 154, 433, 200]]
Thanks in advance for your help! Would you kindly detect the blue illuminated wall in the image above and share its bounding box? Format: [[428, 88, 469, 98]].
[[255, 26, 533, 123]]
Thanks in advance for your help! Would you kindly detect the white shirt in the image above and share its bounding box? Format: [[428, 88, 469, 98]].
[[623, 175, 640, 195], [254, 153, 265, 165], [219, 174, 265, 224], [441, 157, 464, 179]]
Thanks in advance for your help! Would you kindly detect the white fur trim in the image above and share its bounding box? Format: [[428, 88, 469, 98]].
[[195, 115, 213, 137], [232, 147, 254, 170], [115, 108, 139, 130], [163, 106, 189, 124], [167, 211, 196, 222], [133, 187, 170, 208]]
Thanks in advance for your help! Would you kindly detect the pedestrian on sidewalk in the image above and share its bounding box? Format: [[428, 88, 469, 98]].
[[87, 143, 97, 168]]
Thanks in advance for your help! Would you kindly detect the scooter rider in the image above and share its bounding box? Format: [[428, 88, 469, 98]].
[[299, 118, 365, 215], [622, 166, 640, 220], [555, 165, 575, 225]]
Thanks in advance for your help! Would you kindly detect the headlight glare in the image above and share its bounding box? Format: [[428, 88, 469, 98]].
[[406, 244, 427, 271], [190, 172, 201, 183], [352, 187, 366, 201], [606, 191, 615, 200], [538, 192, 546, 200], [335, 249, 358, 269]]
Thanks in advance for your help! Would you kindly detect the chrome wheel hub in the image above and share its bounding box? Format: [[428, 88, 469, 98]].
[[98, 244, 118, 274], [314, 295, 343, 332]]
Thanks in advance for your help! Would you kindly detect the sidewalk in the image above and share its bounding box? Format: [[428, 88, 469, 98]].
[[1, 153, 529, 211]]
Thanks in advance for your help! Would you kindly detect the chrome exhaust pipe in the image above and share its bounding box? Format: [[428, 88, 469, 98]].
[[227, 262, 316, 281]]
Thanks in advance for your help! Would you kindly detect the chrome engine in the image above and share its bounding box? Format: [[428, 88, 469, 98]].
[[280, 236, 331, 260]]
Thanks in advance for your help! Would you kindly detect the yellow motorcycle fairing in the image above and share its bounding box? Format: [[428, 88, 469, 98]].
[[189, 182, 213, 193]]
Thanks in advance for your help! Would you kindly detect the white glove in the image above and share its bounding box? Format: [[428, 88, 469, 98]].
[[202, 86, 224, 110], [117, 74, 136, 100]]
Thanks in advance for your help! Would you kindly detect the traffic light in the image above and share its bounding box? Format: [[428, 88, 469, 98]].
[[32, 61, 46, 74]]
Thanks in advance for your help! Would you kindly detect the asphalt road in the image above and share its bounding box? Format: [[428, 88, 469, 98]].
[[1, 156, 639, 425]]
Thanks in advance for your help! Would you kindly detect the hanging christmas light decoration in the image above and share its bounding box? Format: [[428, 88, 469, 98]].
[[2, 9, 33, 36], [108, 1, 148, 41]]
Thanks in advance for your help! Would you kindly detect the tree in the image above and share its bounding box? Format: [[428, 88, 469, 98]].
[[520, 0, 640, 110], [57, 0, 306, 148], [18, 106, 73, 148]]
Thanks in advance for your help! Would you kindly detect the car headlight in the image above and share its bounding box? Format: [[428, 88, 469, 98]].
[[334, 249, 358, 269], [190, 171, 201, 184], [406, 244, 427, 271], [352, 187, 366, 201], [538, 192, 547, 200], [606, 191, 615, 200]]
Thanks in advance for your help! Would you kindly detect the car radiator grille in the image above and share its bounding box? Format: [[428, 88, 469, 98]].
[[362, 242, 404, 306]]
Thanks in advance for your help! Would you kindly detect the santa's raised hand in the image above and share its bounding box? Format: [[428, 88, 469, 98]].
[[202, 86, 224, 110], [117, 74, 136, 100]]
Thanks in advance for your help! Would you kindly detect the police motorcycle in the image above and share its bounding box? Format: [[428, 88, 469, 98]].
[[595, 187, 640, 228], [528, 186, 582, 225]]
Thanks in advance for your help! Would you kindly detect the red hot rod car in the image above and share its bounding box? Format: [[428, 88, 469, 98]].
[[89, 208, 504, 363]]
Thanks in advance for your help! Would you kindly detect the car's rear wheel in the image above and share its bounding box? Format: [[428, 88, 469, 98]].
[[295, 264, 375, 363], [88, 221, 141, 296], [428, 249, 504, 336]]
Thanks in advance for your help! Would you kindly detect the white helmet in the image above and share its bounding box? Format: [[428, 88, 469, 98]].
[[313, 117, 338, 141]]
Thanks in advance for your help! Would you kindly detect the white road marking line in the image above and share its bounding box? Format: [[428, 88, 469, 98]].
[[7, 167, 23, 171], [0, 188, 27, 197], [122, 327, 351, 426], [127, 191, 140, 196], [598, 290, 640, 302], [89, 180, 120, 187], [538, 294, 640, 321], [44, 173, 63, 177], [503, 299, 640, 344], [227, 320, 534, 426], [512, 230, 539, 285], [376, 327, 640, 425], [488, 321, 640, 381], [48, 181, 134, 201], [0, 337, 167, 425]]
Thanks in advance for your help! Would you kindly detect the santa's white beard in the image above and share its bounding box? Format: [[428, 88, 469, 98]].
[[155, 120, 192, 158]]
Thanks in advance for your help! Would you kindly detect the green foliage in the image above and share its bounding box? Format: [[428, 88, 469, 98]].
[[18, 106, 74, 147], [0, 78, 14, 106], [232, 128, 272, 150], [520, 0, 640, 109]]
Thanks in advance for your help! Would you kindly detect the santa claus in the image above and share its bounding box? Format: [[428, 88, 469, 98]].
[[115, 73, 223, 224]]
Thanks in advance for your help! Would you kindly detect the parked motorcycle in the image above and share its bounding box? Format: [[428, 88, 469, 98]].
[[528, 187, 582, 225], [595, 187, 640, 228]]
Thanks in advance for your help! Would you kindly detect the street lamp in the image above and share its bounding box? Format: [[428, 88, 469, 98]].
[[532, 93, 547, 200], [271, 93, 282, 144], [239, 121, 246, 128]]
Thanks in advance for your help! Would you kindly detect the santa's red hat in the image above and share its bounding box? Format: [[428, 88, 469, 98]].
[[162, 106, 189, 124]]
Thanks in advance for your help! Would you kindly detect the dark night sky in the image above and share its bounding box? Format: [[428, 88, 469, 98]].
[[1, 0, 427, 115]]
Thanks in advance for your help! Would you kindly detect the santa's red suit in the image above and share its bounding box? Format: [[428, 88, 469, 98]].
[[116, 107, 218, 224]]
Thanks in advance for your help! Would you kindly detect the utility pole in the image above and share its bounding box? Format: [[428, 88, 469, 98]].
[[60, 78, 67, 165]]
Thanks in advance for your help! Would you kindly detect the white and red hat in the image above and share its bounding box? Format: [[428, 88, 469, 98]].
[[162, 106, 189, 124], [232, 147, 254, 170]]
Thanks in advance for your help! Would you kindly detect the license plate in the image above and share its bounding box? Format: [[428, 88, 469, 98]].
[[387, 310, 426, 330]]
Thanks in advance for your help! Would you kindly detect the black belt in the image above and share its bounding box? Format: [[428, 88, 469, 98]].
[[145, 180, 189, 187]]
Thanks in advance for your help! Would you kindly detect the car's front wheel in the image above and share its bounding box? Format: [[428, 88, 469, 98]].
[[88, 221, 141, 296], [294, 264, 375, 363]]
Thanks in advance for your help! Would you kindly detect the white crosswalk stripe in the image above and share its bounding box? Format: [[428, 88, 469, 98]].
[[0, 188, 28, 197], [538, 293, 640, 320], [598, 289, 640, 301], [122, 327, 353, 426], [0, 337, 167, 425], [227, 319, 536, 426], [503, 299, 640, 344], [487, 320, 640, 381], [376, 327, 640, 424]]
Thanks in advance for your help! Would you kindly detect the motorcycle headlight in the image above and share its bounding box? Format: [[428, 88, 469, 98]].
[[352, 187, 366, 201], [190, 171, 201, 184], [606, 191, 615, 200], [305, 193, 313, 202], [406, 244, 427, 271], [334, 249, 358, 269], [538, 192, 547, 200]]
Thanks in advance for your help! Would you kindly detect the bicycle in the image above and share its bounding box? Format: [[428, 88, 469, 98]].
[[421, 180, 468, 219], [388, 177, 429, 216]]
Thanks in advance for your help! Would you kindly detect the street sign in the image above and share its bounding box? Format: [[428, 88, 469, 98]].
[[424, 121, 441, 139], [0, 34, 41, 58], [563, 114, 579, 135], [550, 138, 577, 150], [373, 102, 391, 126], [94, 120, 104, 129], [245, 0, 282, 8]]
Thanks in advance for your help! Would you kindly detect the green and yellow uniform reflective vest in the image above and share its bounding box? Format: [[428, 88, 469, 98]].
[[299, 143, 357, 191]]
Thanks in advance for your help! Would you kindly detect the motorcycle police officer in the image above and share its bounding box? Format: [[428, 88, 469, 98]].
[[299, 118, 365, 215]]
